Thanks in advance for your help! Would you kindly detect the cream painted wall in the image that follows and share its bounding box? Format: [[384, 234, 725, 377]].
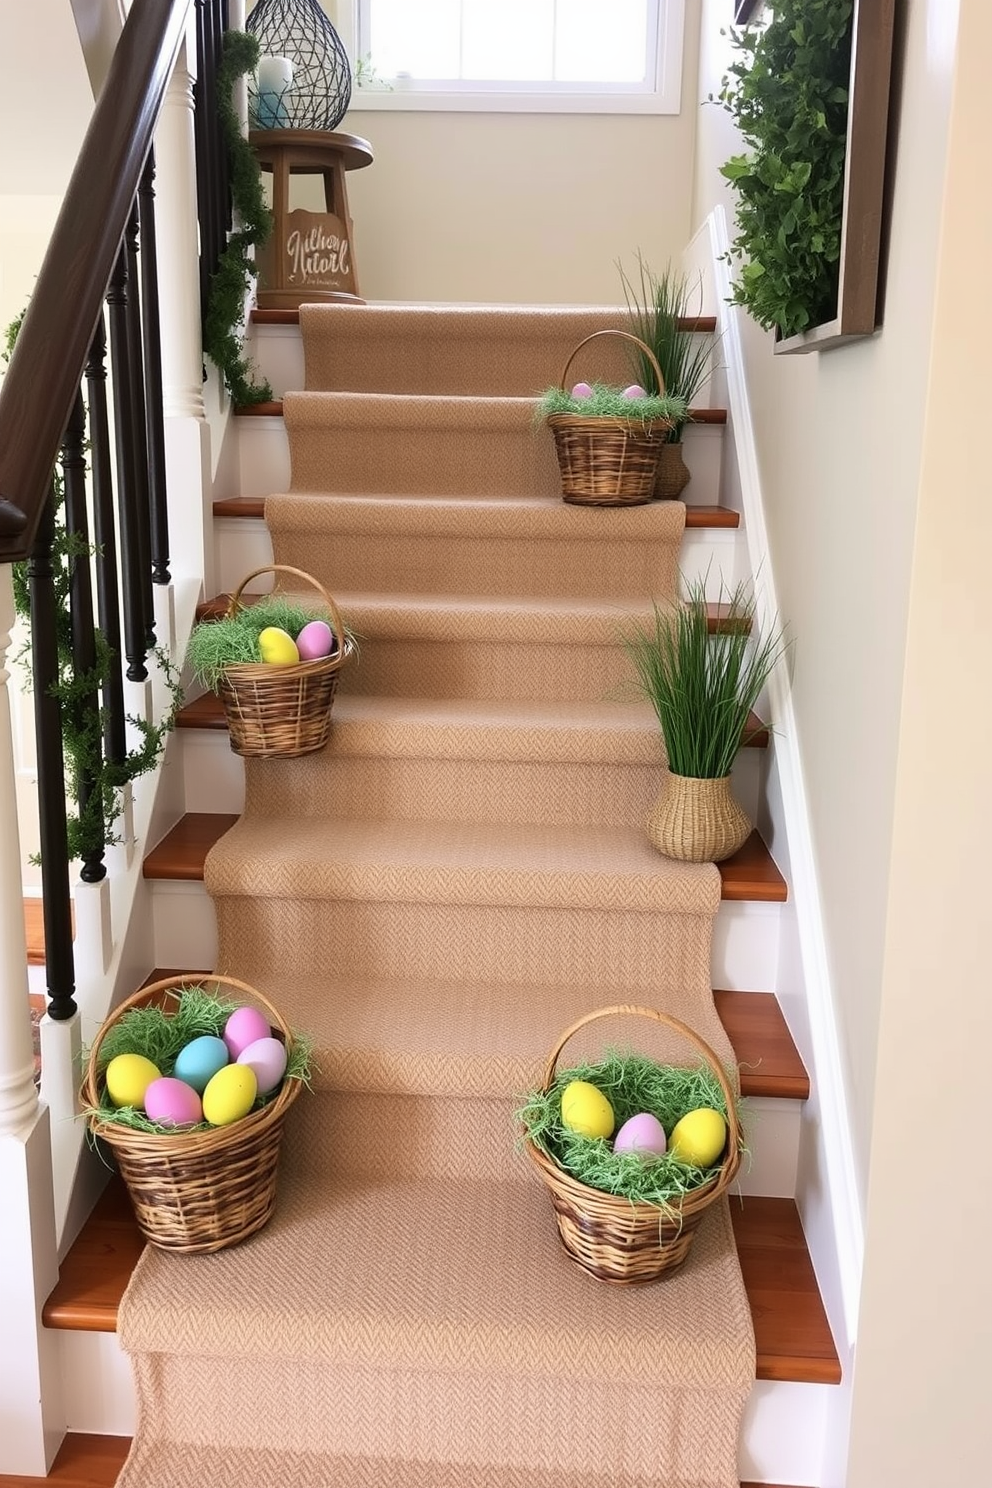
[[847, 2, 991, 1481], [691, 0, 958, 1207], [253, 0, 702, 303]]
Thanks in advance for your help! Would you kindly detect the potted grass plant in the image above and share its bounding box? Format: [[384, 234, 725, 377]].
[[623, 576, 788, 863], [618, 255, 720, 500]]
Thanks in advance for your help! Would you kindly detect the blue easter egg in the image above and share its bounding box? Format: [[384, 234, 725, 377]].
[[173, 1035, 229, 1094]]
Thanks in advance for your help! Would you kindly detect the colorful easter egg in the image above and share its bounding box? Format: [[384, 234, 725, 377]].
[[296, 618, 335, 661], [237, 1036, 288, 1096], [202, 1063, 258, 1126], [144, 1077, 203, 1127], [613, 1111, 668, 1158], [257, 626, 300, 665], [669, 1108, 727, 1168], [173, 1035, 229, 1094], [560, 1080, 615, 1140], [105, 1053, 161, 1109], [223, 1005, 272, 1061]]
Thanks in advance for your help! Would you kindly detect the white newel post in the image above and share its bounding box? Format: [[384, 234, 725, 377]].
[[154, 23, 214, 595], [0, 566, 65, 1474]]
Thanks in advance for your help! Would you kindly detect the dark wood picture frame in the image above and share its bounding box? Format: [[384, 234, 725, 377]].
[[774, 0, 896, 354], [733, 0, 762, 21]]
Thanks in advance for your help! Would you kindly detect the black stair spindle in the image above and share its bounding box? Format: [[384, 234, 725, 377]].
[[85, 314, 127, 768], [27, 485, 77, 1021], [106, 238, 149, 683], [138, 150, 171, 586], [209, 0, 229, 245], [219, 0, 232, 235], [60, 389, 106, 886], [123, 201, 156, 649], [194, 0, 217, 319]]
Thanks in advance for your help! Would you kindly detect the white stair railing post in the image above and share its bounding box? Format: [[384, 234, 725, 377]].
[[154, 18, 215, 596], [0, 564, 65, 1474]]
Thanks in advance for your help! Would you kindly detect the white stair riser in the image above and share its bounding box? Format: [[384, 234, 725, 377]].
[[236, 417, 725, 511], [215, 511, 745, 601], [175, 723, 763, 825], [56, 1329, 827, 1485]]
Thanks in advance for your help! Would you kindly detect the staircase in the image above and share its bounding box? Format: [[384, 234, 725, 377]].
[[31, 303, 840, 1488]]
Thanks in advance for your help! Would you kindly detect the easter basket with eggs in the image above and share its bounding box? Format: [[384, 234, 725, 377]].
[[81, 974, 311, 1254], [519, 1005, 743, 1284], [186, 564, 353, 759], [539, 330, 687, 507]]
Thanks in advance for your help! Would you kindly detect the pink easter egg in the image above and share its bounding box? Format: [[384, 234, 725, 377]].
[[237, 1036, 289, 1096], [223, 1005, 272, 1060], [621, 384, 648, 400], [613, 1111, 668, 1158], [144, 1076, 203, 1128], [296, 618, 335, 661], [570, 381, 594, 399]]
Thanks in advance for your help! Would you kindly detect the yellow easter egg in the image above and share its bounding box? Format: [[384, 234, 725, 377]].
[[669, 1107, 727, 1168], [560, 1080, 615, 1140], [257, 626, 300, 665], [105, 1053, 161, 1110], [202, 1063, 258, 1126]]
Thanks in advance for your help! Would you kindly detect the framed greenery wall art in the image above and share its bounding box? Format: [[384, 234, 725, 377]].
[[718, 0, 895, 353]]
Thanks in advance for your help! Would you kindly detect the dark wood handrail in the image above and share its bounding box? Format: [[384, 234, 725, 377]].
[[0, 0, 192, 564]]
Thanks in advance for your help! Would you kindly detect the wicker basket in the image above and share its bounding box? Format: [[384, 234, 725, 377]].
[[546, 331, 675, 506], [523, 1004, 742, 1284], [81, 974, 303, 1254], [216, 564, 352, 758]]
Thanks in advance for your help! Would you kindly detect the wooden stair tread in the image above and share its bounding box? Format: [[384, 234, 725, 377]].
[[141, 970, 806, 1104], [0, 1433, 797, 1488], [175, 688, 770, 750], [23, 897, 75, 966], [142, 812, 787, 901], [251, 308, 720, 335], [195, 590, 753, 635], [212, 493, 740, 529], [235, 397, 728, 424], [42, 1177, 836, 1383]]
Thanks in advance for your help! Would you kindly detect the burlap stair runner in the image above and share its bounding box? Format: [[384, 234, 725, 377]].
[[116, 302, 755, 1488]]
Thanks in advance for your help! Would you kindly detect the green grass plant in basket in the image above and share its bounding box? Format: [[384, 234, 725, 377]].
[[519, 1005, 745, 1283]]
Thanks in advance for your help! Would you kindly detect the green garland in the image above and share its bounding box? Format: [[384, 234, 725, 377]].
[[4, 320, 183, 867], [203, 31, 274, 406]]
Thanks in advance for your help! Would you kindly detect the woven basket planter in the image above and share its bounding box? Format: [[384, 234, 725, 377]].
[[217, 565, 352, 758], [81, 974, 303, 1255], [646, 772, 752, 864], [523, 1005, 742, 1284], [654, 439, 692, 500], [546, 331, 675, 506]]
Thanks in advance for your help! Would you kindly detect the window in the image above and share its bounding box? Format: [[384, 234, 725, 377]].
[[348, 0, 685, 114]]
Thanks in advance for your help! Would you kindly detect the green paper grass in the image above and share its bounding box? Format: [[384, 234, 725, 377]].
[[84, 984, 314, 1137], [518, 1048, 745, 1208], [185, 595, 347, 692], [537, 383, 688, 423]]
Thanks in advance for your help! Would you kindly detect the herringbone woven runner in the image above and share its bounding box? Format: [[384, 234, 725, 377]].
[[116, 301, 755, 1488]]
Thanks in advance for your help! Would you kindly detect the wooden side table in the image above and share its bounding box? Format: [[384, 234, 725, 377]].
[[249, 129, 374, 309]]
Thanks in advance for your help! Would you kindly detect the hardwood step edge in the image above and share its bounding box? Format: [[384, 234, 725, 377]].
[[235, 397, 728, 423], [195, 591, 752, 635], [141, 813, 788, 902], [174, 689, 770, 751], [41, 1179, 838, 1384], [0, 1431, 799, 1488], [212, 494, 740, 529], [251, 307, 719, 335], [137, 971, 808, 1103]]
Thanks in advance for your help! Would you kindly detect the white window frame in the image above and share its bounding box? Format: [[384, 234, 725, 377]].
[[340, 1, 685, 115]]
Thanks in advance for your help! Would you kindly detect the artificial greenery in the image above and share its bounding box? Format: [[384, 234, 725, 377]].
[[715, 0, 853, 338], [85, 983, 314, 1135], [518, 1049, 742, 1208], [185, 594, 345, 692], [623, 575, 789, 780], [3, 318, 182, 866], [538, 384, 687, 424], [204, 30, 274, 405], [618, 255, 719, 441]]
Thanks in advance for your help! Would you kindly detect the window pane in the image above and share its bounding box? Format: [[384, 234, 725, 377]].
[[369, 0, 461, 80], [555, 0, 650, 83], [462, 0, 554, 83]]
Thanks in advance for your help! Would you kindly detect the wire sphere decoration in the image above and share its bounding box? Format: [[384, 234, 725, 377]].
[[247, 0, 353, 132]]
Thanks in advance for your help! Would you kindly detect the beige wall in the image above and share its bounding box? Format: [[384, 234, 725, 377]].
[[304, 2, 702, 303], [847, 1, 992, 1481], [691, 0, 958, 1207]]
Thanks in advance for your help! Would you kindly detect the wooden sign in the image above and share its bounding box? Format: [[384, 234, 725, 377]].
[[282, 210, 355, 297]]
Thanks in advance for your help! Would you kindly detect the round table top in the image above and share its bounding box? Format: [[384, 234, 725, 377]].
[[248, 129, 374, 172]]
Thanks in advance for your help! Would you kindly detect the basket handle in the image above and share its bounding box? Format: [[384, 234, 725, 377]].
[[558, 330, 666, 399], [542, 1002, 741, 1156], [82, 973, 296, 1103], [226, 565, 346, 655]]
